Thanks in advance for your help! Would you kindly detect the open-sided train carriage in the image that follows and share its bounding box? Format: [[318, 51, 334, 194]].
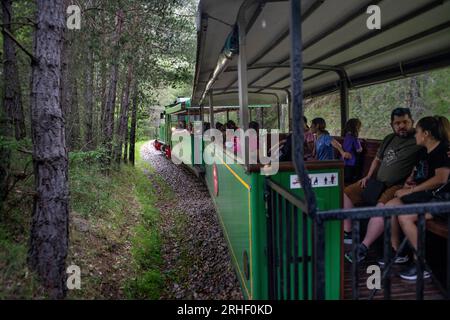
[[156, 0, 450, 300]]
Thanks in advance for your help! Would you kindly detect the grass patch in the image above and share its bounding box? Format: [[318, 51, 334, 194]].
[[123, 141, 171, 299], [1, 140, 169, 299]]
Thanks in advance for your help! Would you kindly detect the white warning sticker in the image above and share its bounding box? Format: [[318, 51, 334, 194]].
[[290, 173, 339, 189]]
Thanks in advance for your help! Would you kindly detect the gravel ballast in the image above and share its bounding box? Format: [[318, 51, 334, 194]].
[[140, 141, 243, 300]]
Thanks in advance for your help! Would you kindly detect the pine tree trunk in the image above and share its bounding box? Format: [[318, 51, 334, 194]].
[[84, 45, 95, 150], [2, 0, 26, 140], [60, 23, 72, 150], [115, 63, 133, 164], [70, 78, 80, 150], [28, 0, 69, 299], [129, 82, 138, 166], [123, 123, 129, 163], [102, 10, 124, 169]]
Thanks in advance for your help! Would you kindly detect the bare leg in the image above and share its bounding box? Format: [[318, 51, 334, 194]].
[[384, 197, 404, 251], [361, 202, 386, 248], [398, 214, 418, 252], [391, 215, 401, 251], [343, 193, 353, 232]]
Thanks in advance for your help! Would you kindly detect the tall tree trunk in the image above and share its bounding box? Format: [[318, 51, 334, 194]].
[[407, 76, 424, 117], [129, 82, 138, 166], [115, 63, 133, 164], [2, 0, 26, 140], [28, 0, 69, 299], [84, 45, 95, 150], [70, 78, 80, 150], [60, 21, 72, 150], [102, 10, 124, 170], [99, 59, 107, 141], [123, 122, 129, 163], [0, 105, 11, 208]]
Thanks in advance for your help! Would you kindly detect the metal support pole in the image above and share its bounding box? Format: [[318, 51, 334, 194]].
[[339, 73, 349, 136], [289, 0, 319, 298], [209, 91, 214, 127], [287, 93, 292, 132], [200, 104, 204, 123], [416, 213, 426, 300], [383, 217, 392, 300], [237, 13, 249, 165], [262, 107, 265, 128], [277, 102, 281, 130], [351, 219, 360, 300]]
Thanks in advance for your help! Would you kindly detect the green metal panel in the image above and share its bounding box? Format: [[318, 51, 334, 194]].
[[203, 145, 254, 299], [158, 118, 166, 144], [184, 141, 342, 300], [270, 169, 342, 300], [165, 103, 183, 115]]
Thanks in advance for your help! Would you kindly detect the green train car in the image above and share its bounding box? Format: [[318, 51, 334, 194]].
[[154, 0, 450, 300]]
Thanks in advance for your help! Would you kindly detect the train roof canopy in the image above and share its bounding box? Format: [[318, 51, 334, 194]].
[[191, 0, 450, 107]]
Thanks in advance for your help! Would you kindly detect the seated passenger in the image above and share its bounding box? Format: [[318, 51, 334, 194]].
[[343, 108, 423, 261], [304, 116, 315, 160], [310, 117, 350, 161], [248, 121, 260, 152], [226, 120, 237, 130], [343, 118, 363, 184], [215, 121, 224, 132], [386, 116, 449, 281]]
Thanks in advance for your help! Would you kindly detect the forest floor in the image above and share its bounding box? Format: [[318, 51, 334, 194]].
[[140, 141, 242, 299], [0, 140, 241, 299]]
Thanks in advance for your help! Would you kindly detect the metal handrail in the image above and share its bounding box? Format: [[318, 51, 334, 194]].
[[265, 175, 450, 300]]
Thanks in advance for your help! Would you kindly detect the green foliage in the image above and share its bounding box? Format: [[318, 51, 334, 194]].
[[305, 68, 450, 139], [69, 148, 107, 165]]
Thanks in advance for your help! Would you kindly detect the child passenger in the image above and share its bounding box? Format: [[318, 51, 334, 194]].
[[343, 118, 363, 184], [310, 117, 351, 161]]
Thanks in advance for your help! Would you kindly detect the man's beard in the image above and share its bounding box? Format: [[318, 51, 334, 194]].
[[396, 128, 415, 138]]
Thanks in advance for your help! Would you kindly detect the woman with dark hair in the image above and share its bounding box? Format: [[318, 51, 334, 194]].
[[343, 118, 363, 183], [310, 117, 351, 161], [384, 116, 450, 281]]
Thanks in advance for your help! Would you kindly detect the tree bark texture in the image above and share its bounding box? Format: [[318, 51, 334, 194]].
[[102, 10, 124, 168], [2, 0, 26, 140], [114, 63, 133, 164], [129, 82, 138, 166], [28, 0, 69, 299]]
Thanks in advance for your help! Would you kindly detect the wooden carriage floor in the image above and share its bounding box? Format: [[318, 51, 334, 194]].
[[343, 246, 445, 300]]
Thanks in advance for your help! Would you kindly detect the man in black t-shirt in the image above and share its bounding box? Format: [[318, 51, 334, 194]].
[[384, 116, 450, 281]]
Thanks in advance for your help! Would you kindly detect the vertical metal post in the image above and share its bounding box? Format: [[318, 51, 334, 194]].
[[383, 217, 392, 300], [278, 193, 284, 299], [200, 104, 204, 123], [237, 16, 249, 165], [416, 213, 425, 300], [447, 217, 450, 300], [286, 200, 292, 300], [209, 91, 214, 127], [351, 219, 360, 300], [302, 211, 309, 300], [262, 107, 265, 128], [277, 102, 281, 130], [264, 180, 275, 299], [289, 0, 319, 298], [226, 110, 230, 122], [272, 189, 278, 299], [313, 219, 325, 300], [293, 207, 299, 299], [339, 73, 349, 136], [286, 93, 292, 132]]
